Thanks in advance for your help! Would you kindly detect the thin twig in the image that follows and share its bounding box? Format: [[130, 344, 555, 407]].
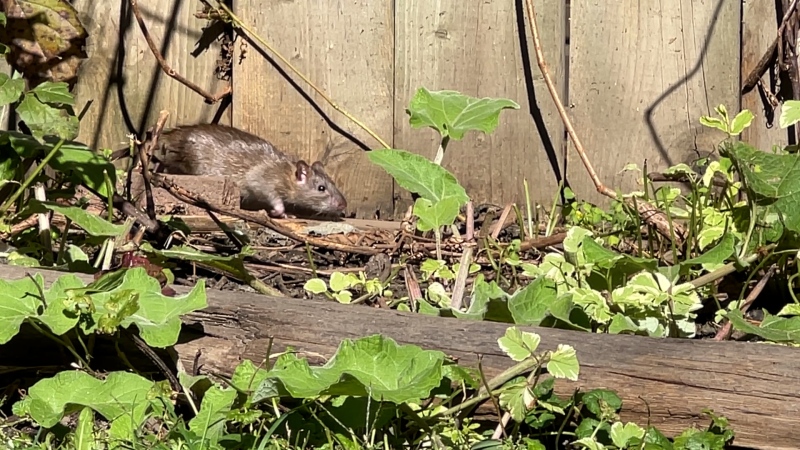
[[213, 1, 391, 150], [714, 265, 776, 341], [129, 0, 231, 104], [137, 110, 171, 222], [741, 0, 799, 93], [523, 0, 614, 199], [449, 246, 474, 310]]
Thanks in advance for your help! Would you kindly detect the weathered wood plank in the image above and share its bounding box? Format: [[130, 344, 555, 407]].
[[2, 264, 798, 449], [232, 0, 395, 220], [73, 0, 230, 153], [568, 0, 740, 205], [741, 0, 790, 151], [394, 1, 567, 216]]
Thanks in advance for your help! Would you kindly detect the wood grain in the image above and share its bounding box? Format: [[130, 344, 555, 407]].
[[568, 0, 740, 205], [73, 0, 230, 153], [2, 264, 799, 449], [741, 0, 790, 151], [232, 0, 395, 220], [394, 1, 567, 217]]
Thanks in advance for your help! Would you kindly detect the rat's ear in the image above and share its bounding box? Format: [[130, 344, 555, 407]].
[[311, 161, 325, 172], [295, 160, 310, 183]]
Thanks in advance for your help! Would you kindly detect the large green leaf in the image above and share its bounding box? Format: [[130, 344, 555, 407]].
[[406, 88, 520, 140]]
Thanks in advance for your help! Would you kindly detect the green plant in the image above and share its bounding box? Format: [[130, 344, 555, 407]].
[[368, 88, 519, 259], [303, 271, 394, 304]]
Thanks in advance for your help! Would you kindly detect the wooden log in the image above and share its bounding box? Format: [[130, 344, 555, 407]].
[[0, 265, 797, 449]]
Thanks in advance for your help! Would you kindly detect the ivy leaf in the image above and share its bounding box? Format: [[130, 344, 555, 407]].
[[725, 309, 800, 343], [497, 326, 541, 361], [547, 345, 579, 381], [406, 88, 520, 140], [0, 273, 45, 345], [682, 232, 736, 272], [610, 422, 646, 448], [141, 243, 253, 282], [188, 385, 237, 443], [508, 276, 559, 325], [781, 100, 800, 129], [303, 278, 328, 294], [729, 110, 754, 135], [726, 142, 800, 233]]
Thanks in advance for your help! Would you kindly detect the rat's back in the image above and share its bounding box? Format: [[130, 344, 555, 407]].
[[156, 124, 284, 177]]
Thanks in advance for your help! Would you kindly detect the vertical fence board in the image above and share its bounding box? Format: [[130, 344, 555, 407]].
[[568, 0, 740, 205], [232, 0, 395, 220], [741, 1, 789, 151], [73, 0, 229, 154], [394, 1, 567, 217]]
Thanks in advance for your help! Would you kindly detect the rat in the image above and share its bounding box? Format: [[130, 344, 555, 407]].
[[141, 123, 348, 219]]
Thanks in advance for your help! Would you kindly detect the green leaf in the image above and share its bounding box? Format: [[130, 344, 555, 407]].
[[729, 109, 754, 135], [0, 273, 44, 344], [30, 81, 75, 105], [547, 345, 579, 380], [1, 132, 116, 198], [188, 385, 237, 443], [0, 72, 24, 106], [581, 389, 622, 417], [73, 407, 94, 450], [610, 422, 646, 448], [682, 232, 736, 271], [253, 334, 446, 404], [329, 271, 354, 292], [367, 148, 469, 204], [12, 371, 156, 441], [406, 88, 520, 140], [17, 93, 79, 141], [497, 326, 541, 361], [303, 278, 328, 294], [780, 100, 800, 129], [725, 309, 800, 343], [39, 273, 87, 335], [726, 142, 800, 233], [27, 201, 127, 237], [508, 277, 558, 325], [497, 378, 531, 423], [413, 196, 462, 231], [699, 116, 727, 133], [141, 243, 253, 282]]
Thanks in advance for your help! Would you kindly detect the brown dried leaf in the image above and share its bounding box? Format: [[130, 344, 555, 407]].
[[0, 0, 88, 88]]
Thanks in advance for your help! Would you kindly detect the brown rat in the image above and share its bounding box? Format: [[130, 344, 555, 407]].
[[151, 124, 347, 219]]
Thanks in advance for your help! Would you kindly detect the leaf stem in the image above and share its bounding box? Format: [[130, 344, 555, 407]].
[[0, 137, 66, 216], [433, 136, 450, 165]]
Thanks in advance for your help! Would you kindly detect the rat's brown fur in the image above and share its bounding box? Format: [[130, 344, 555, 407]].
[[153, 124, 347, 219]]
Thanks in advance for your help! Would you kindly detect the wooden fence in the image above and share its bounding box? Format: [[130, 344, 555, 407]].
[[21, 0, 790, 219]]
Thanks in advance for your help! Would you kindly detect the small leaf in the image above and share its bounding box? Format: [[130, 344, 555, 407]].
[[610, 422, 646, 448], [699, 116, 727, 133], [497, 326, 540, 361], [329, 271, 352, 292], [0, 72, 24, 106], [414, 197, 462, 231], [303, 278, 328, 294], [188, 385, 237, 443], [406, 87, 520, 140], [729, 109, 754, 135], [780, 100, 800, 129], [547, 344, 579, 380], [73, 407, 94, 450]]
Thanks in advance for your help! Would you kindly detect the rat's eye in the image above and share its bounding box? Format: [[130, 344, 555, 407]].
[[318, 185, 326, 192]]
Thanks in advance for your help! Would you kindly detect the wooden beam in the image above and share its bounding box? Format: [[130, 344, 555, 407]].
[[1, 265, 798, 449]]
